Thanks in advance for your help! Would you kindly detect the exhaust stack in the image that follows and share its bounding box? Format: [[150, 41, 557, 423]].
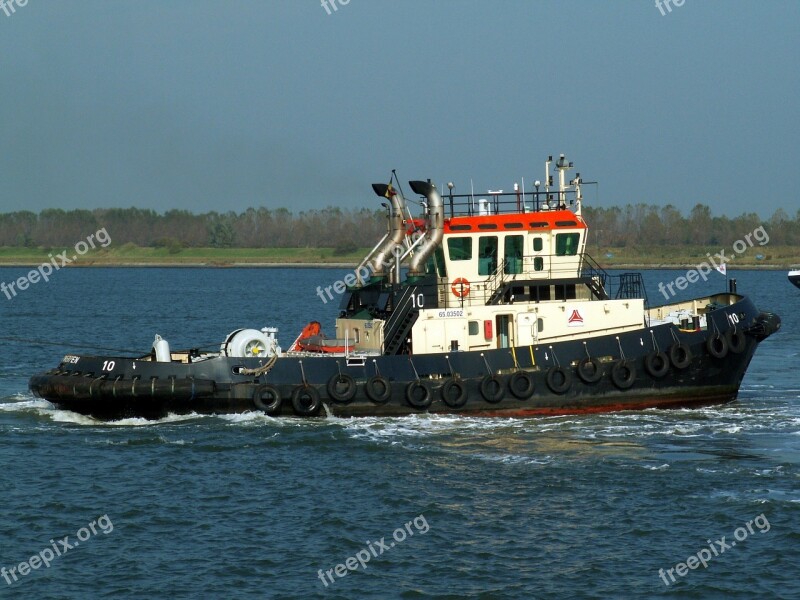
[[407, 180, 444, 277], [356, 183, 408, 282]]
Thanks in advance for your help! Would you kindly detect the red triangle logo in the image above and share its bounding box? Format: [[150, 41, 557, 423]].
[[568, 309, 584, 323]]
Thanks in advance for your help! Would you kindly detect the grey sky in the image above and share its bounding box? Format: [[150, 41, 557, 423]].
[[1, 1, 797, 217]]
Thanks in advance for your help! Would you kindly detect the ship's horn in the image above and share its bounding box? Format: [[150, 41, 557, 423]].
[[407, 180, 444, 277]]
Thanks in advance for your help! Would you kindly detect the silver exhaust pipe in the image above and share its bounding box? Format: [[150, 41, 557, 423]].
[[407, 180, 444, 277], [356, 183, 408, 283]]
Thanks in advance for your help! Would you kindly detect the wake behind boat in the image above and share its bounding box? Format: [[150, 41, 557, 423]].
[[29, 154, 780, 420]]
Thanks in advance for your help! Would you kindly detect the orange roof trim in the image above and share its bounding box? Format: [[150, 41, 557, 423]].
[[443, 210, 586, 234]]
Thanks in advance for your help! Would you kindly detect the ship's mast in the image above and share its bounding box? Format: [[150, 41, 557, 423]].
[[556, 153, 573, 209]]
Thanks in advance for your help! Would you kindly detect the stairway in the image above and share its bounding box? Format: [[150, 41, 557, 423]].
[[383, 285, 421, 355], [485, 259, 508, 304]]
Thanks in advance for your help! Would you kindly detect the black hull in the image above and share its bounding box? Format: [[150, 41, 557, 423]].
[[29, 296, 779, 421]]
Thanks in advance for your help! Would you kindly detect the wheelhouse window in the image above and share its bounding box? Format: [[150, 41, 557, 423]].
[[478, 236, 498, 276], [504, 235, 524, 274], [555, 233, 580, 256], [532, 237, 543, 252], [447, 237, 472, 261]]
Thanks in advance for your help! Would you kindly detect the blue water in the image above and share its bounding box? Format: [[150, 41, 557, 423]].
[[1, 267, 798, 599]]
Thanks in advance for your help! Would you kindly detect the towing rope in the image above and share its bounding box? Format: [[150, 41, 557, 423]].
[[238, 353, 278, 376]]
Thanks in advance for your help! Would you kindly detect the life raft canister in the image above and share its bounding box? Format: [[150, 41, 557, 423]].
[[451, 278, 471, 298]]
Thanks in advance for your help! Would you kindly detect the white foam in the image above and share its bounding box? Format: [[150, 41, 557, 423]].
[[340, 413, 526, 439], [217, 410, 271, 423], [44, 409, 104, 425], [0, 397, 53, 412], [106, 413, 203, 426], [30, 407, 205, 427], [472, 452, 553, 466], [643, 463, 670, 471]]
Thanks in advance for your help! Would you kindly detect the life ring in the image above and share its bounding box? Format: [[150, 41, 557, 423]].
[[644, 351, 669, 378], [441, 378, 468, 408], [451, 278, 471, 298], [669, 343, 692, 369], [253, 384, 282, 415], [577, 357, 603, 384], [291, 385, 321, 416], [327, 373, 356, 403], [726, 329, 746, 354], [480, 374, 504, 403], [509, 371, 535, 399], [406, 381, 432, 409], [706, 333, 728, 359], [365, 375, 392, 404], [546, 366, 572, 394], [611, 360, 636, 389]]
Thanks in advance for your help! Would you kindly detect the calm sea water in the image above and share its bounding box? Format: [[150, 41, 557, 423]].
[[1, 266, 798, 599]]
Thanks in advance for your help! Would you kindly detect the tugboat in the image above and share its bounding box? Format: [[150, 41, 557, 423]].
[[29, 154, 781, 420]]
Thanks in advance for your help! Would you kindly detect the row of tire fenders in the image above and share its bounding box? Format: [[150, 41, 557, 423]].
[[252, 328, 747, 417]]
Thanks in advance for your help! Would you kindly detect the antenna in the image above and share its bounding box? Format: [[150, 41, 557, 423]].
[[556, 153, 573, 208], [390, 169, 407, 200], [545, 156, 552, 194], [470, 179, 475, 216]]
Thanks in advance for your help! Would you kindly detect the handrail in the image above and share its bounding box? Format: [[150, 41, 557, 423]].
[[439, 189, 580, 217], [483, 258, 508, 302], [581, 252, 609, 286], [434, 251, 648, 305]]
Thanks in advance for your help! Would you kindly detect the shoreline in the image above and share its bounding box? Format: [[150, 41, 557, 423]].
[[0, 246, 795, 271]]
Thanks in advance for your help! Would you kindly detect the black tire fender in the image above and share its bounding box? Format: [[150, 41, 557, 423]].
[[577, 357, 603, 384], [725, 329, 746, 354], [611, 359, 636, 389], [706, 333, 729, 359], [670, 343, 693, 369], [327, 373, 356, 403], [480, 374, 505, 403], [509, 371, 535, 399], [291, 385, 321, 416], [441, 378, 468, 408], [253, 384, 282, 415], [546, 366, 572, 394], [364, 375, 391, 404], [644, 351, 670, 378], [406, 381, 432, 410]]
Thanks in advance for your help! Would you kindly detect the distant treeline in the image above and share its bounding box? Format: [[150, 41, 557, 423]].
[[0, 204, 798, 250]]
